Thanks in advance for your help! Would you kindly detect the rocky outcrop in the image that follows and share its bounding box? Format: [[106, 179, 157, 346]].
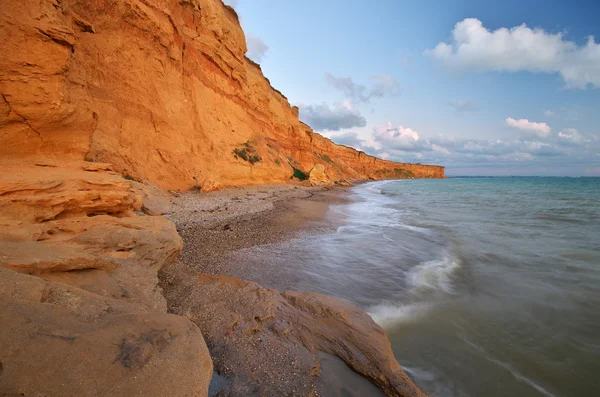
[[308, 163, 331, 186], [0, 268, 212, 397], [0, 161, 213, 396], [0, 0, 436, 395], [162, 271, 426, 397], [0, 0, 443, 193]]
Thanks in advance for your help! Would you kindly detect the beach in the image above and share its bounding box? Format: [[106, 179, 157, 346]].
[[162, 178, 600, 397], [158, 183, 424, 396]]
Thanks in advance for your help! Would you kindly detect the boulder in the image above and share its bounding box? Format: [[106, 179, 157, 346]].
[[0, 268, 213, 397], [0, 160, 212, 396], [162, 270, 427, 397], [308, 163, 331, 186]]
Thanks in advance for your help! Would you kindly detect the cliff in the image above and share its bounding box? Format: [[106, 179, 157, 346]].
[[0, 0, 436, 396], [0, 0, 443, 191]]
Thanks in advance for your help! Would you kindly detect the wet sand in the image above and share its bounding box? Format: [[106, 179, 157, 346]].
[[158, 183, 403, 397], [166, 184, 351, 278]]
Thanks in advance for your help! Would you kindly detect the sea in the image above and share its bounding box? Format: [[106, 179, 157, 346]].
[[236, 177, 600, 397]]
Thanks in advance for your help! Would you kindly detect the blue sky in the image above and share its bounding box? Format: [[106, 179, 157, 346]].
[[225, 0, 600, 176]]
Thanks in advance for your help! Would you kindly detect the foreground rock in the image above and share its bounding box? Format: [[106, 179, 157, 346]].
[[0, 268, 212, 397], [0, 161, 212, 396], [161, 267, 426, 397]]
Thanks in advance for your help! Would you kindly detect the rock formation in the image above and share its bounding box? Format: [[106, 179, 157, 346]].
[[0, 161, 213, 396], [308, 164, 331, 186], [0, 0, 439, 395], [0, 0, 443, 193], [162, 270, 427, 397]]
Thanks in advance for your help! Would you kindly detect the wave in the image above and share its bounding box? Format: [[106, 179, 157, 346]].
[[369, 253, 462, 329], [364, 180, 393, 195], [407, 253, 462, 295], [368, 302, 434, 329]]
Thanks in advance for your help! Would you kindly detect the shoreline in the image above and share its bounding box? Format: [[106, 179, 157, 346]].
[[166, 184, 351, 283], [159, 182, 426, 396]]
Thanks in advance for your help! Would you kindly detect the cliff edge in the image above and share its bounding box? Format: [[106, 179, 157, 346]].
[[0, 0, 443, 191], [0, 0, 435, 396]]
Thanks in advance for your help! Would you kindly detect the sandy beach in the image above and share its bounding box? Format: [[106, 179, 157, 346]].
[[158, 183, 424, 397], [164, 184, 350, 277]]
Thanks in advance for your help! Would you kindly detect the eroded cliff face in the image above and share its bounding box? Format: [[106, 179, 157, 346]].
[[0, 0, 443, 191], [0, 1, 435, 395]]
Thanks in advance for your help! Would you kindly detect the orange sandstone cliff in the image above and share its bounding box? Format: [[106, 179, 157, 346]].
[[0, 0, 443, 191], [0, 0, 435, 396]]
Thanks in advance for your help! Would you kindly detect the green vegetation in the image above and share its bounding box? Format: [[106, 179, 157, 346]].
[[394, 168, 415, 178], [233, 141, 261, 164], [124, 175, 136, 181], [274, 159, 281, 166], [84, 156, 95, 162], [291, 166, 309, 181], [374, 168, 415, 179], [322, 154, 333, 163]]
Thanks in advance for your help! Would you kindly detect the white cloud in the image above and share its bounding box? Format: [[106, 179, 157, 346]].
[[558, 128, 581, 140], [362, 121, 599, 174], [505, 117, 551, 137], [373, 122, 423, 151], [325, 73, 400, 103], [298, 101, 367, 131], [370, 75, 401, 98], [246, 35, 268, 63], [432, 144, 451, 155], [328, 131, 365, 149], [425, 18, 600, 89], [556, 128, 593, 146]]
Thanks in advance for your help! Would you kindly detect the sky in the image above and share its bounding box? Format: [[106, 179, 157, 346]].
[[224, 0, 600, 176]]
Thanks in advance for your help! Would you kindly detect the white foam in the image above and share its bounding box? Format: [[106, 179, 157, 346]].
[[407, 253, 462, 294], [368, 302, 433, 329], [364, 180, 393, 195]]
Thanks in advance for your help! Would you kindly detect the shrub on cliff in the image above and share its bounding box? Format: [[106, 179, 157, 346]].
[[394, 168, 415, 178], [233, 141, 261, 164], [291, 166, 309, 181]]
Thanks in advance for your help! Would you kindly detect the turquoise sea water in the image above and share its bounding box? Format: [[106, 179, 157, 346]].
[[234, 177, 600, 396], [357, 177, 600, 397]]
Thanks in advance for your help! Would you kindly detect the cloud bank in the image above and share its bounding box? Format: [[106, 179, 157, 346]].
[[298, 101, 367, 131], [327, 121, 598, 175], [325, 73, 400, 103], [425, 18, 600, 89]]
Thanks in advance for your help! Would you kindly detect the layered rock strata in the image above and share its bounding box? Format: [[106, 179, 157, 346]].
[[0, 162, 213, 396], [0, 0, 439, 395], [0, 0, 443, 192]]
